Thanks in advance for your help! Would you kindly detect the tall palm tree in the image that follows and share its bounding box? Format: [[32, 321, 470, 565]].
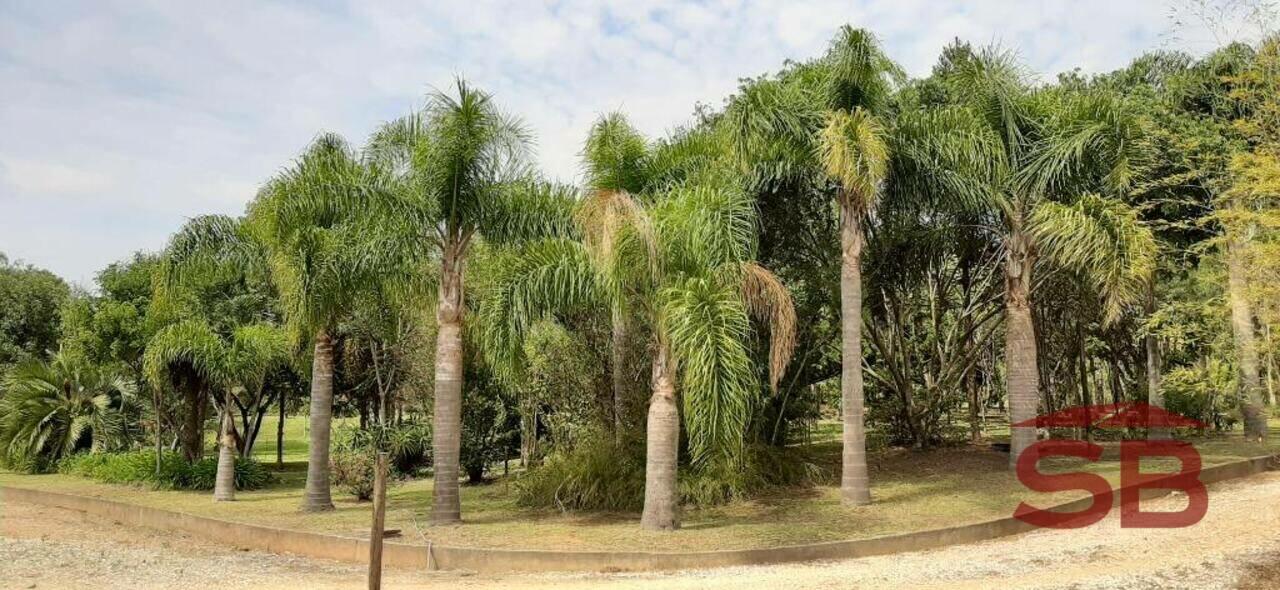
[[480, 171, 796, 530], [144, 319, 288, 501], [162, 135, 391, 510], [919, 49, 1156, 465], [581, 112, 653, 433], [366, 79, 573, 525], [725, 26, 899, 504], [819, 108, 889, 505], [0, 352, 135, 467]]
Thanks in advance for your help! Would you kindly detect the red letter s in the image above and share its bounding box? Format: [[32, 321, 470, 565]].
[[1014, 440, 1113, 529]]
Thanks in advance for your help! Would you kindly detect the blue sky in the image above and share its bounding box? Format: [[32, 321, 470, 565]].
[[0, 0, 1270, 287]]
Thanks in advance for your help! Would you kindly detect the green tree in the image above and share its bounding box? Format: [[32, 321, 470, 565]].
[[725, 26, 899, 502], [908, 48, 1156, 466], [0, 254, 70, 368], [366, 79, 573, 524], [480, 173, 796, 529], [0, 352, 137, 470]]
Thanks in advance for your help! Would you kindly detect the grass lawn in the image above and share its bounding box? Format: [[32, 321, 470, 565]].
[[3, 418, 1278, 552], [239, 415, 360, 464]]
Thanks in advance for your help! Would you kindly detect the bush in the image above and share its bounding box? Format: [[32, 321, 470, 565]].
[[515, 434, 646, 512], [330, 450, 377, 501], [187, 456, 275, 491], [57, 451, 274, 491], [334, 421, 432, 476], [515, 435, 825, 512], [1162, 360, 1240, 432]]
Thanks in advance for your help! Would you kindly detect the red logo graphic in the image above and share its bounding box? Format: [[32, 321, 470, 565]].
[[1011, 403, 1208, 529]]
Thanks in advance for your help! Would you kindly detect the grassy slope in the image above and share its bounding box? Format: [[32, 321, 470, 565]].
[[3, 417, 1278, 552]]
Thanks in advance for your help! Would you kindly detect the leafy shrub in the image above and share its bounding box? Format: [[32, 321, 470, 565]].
[[57, 451, 273, 491], [330, 449, 378, 501], [515, 434, 646, 511], [1162, 360, 1240, 432], [681, 444, 827, 506], [516, 434, 824, 512], [187, 456, 275, 491], [334, 421, 432, 475]]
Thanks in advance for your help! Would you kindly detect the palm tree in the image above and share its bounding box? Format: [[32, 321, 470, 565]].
[[144, 319, 288, 501], [365, 79, 573, 525], [917, 48, 1156, 465], [143, 320, 224, 464], [0, 352, 135, 468], [819, 108, 889, 505], [725, 25, 899, 504], [581, 112, 653, 433], [160, 135, 390, 510], [214, 325, 290, 501], [480, 167, 797, 529]]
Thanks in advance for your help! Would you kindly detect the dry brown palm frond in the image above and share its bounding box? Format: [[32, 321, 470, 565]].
[[576, 189, 659, 281], [740, 262, 797, 392]]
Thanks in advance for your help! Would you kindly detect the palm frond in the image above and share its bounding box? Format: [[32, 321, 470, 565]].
[[818, 108, 889, 215], [1030, 195, 1157, 323], [660, 277, 754, 465], [736, 262, 797, 392]]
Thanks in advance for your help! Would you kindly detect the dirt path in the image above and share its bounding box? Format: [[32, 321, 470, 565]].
[[3, 472, 1279, 589]]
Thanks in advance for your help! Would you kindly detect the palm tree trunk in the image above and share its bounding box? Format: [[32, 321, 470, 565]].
[[1146, 282, 1168, 439], [276, 387, 286, 468], [429, 245, 465, 525], [1005, 230, 1039, 468], [1227, 239, 1268, 441], [153, 388, 164, 477], [214, 389, 236, 502], [839, 203, 871, 505], [640, 340, 680, 530], [301, 329, 336, 511], [611, 307, 627, 437], [1266, 325, 1276, 406], [178, 372, 206, 463]]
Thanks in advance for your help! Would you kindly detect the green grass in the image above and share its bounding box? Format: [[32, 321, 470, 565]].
[[4, 418, 1278, 552], [203, 415, 358, 463]]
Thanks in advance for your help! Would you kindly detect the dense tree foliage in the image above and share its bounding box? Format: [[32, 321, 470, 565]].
[[2, 23, 1278, 534]]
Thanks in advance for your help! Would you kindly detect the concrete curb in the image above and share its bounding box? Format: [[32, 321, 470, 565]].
[[3, 453, 1276, 573]]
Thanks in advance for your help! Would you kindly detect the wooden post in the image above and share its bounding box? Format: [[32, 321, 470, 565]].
[[368, 452, 389, 590]]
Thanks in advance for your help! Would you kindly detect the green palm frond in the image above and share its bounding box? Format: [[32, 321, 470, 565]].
[[226, 324, 291, 392], [822, 25, 903, 113], [143, 319, 229, 387], [420, 79, 533, 234], [661, 277, 754, 465], [475, 238, 601, 382], [722, 74, 825, 188], [476, 179, 580, 245], [654, 182, 757, 275], [0, 353, 135, 464], [888, 106, 1007, 215], [819, 108, 890, 215], [1022, 89, 1144, 197], [1030, 195, 1157, 322], [942, 46, 1036, 164], [583, 112, 650, 194]]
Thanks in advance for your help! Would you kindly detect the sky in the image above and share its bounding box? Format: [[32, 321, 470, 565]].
[[0, 0, 1272, 288]]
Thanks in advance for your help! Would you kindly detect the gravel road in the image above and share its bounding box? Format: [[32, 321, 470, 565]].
[[3, 471, 1279, 589]]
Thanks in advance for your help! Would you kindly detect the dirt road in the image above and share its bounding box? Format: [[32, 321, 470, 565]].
[[3, 472, 1279, 589]]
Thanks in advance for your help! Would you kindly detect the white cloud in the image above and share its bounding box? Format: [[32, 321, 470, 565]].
[[0, 0, 1260, 283], [0, 157, 115, 196]]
